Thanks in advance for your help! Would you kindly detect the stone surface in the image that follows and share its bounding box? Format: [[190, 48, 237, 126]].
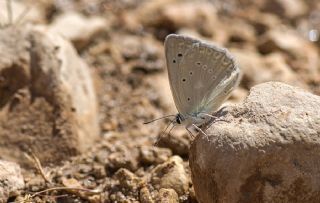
[[151, 156, 189, 196], [115, 168, 141, 191], [232, 49, 305, 89], [158, 188, 179, 203], [139, 146, 172, 165], [258, 27, 319, 75], [0, 26, 99, 166], [0, 160, 24, 202], [136, 0, 218, 38], [49, 12, 107, 49], [140, 187, 154, 203], [262, 0, 308, 19], [190, 82, 320, 203]]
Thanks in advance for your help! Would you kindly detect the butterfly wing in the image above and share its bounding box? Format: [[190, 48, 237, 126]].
[[165, 34, 240, 116], [165, 34, 198, 114]]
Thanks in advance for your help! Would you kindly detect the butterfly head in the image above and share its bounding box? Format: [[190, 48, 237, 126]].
[[175, 112, 210, 127], [175, 113, 184, 125]]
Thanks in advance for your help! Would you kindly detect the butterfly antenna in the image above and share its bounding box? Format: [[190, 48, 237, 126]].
[[6, 0, 13, 25], [143, 114, 176, 124]]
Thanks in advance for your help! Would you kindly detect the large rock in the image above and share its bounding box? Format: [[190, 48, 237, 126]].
[[0, 26, 99, 166], [190, 82, 320, 203], [0, 160, 24, 202]]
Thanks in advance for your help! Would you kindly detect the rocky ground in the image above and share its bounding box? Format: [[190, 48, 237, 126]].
[[0, 0, 319, 202]]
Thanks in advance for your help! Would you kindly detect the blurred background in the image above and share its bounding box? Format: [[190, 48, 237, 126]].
[[0, 0, 319, 202]]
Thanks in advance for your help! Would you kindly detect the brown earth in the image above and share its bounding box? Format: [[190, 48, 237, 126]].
[[0, 0, 319, 202]]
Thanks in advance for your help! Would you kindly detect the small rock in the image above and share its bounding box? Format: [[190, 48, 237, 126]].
[[145, 73, 175, 112], [91, 164, 106, 179], [232, 49, 305, 89], [114, 34, 164, 74], [136, 1, 218, 38], [158, 188, 179, 203], [262, 0, 308, 19], [108, 150, 139, 172], [49, 12, 108, 49], [115, 168, 141, 191], [245, 11, 282, 36], [0, 160, 24, 202], [139, 146, 172, 165], [258, 27, 319, 75], [156, 128, 192, 157], [140, 187, 154, 203], [225, 19, 256, 44], [190, 82, 320, 203], [151, 156, 189, 196]]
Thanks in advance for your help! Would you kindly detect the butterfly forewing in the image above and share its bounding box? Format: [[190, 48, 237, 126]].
[[165, 34, 240, 117], [165, 34, 198, 114]]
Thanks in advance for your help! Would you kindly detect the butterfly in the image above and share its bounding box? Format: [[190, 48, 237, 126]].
[[147, 34, 240, 141]]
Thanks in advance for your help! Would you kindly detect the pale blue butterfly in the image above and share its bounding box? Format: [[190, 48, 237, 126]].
[[147, 34, 240, 141]]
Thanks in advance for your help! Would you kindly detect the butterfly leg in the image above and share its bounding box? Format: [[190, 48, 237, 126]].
[[199, 113, 229, 127], [192, 124, 209, 141], [199, 113, 223, 120], [154, 120, 174, 146], [185, 126, 195, 139]]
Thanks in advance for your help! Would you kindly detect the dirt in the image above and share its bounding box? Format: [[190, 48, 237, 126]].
[[0, 0, 320, 202]]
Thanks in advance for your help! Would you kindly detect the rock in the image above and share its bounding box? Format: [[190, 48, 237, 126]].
[[156, 128, 192, 157], [115, 168, 141, 191], [136, 0, 218, 39], [151, 156, 189, 196], [244, 11, 282, 36], [49, 12, 108, 49], [232, 49, 306, 89], [113, 34, 164, 74], [158, 188, 179, 203], [190, 82, 320, 203], [0, 0, 44, 26], [140, 187, 154, 203], [225, 19, 256, 44], [0, 26, 99, 166], [258, 27, 319, 75], [139, 146, 172, 165], [262, 0, 308, 19], [145, 73, 175, 112], [0, 160, 24, 202], [108, 149, 139, 172]]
